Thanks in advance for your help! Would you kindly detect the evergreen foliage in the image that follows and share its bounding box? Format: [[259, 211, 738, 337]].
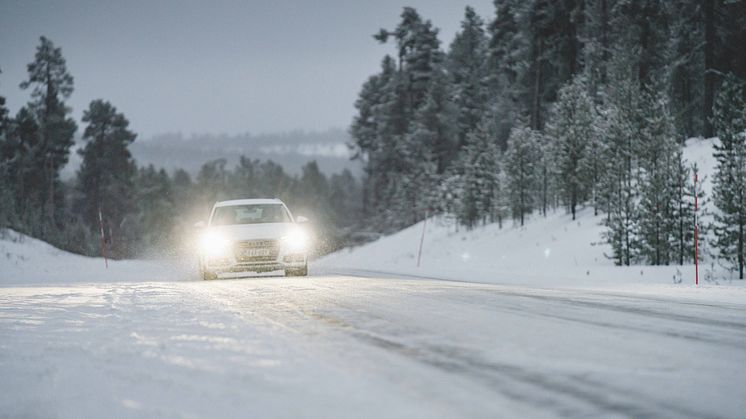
[[711, 74, 746, 278], [547, 76, 596, 220], [504, 126, 541, 226], [75, 100, 137, 257], [18, 36, 77, 229]]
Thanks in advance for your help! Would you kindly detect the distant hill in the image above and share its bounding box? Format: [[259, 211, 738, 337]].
[[62, 128, 360, 179]]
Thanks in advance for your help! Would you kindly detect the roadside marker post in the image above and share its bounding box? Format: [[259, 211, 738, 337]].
[[99, 207, 109, 269], [417, 209, 428, 268], [694, 170, 699, 286]]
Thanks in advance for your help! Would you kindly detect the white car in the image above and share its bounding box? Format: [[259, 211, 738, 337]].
[[196, 198, 309, 279]]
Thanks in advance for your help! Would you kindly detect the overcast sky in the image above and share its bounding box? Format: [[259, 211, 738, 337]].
[[0, 0, 494, 139]]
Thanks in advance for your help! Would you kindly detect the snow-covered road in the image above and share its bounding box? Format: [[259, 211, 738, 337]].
[[1, 273, 745, 418]]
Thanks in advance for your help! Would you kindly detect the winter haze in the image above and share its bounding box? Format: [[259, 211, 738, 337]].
[[0, 0, 493, 137]]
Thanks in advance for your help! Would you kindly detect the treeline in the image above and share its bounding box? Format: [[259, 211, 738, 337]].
[[350, 2, 746, 276], [0, 37, 362, 258]]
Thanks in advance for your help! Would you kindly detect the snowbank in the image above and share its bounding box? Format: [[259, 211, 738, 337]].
[[0, 230, 190, 285], [318, 138, 745, 289]]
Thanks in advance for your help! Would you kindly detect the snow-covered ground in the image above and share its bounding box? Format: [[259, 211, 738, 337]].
[[2, 226, 746, 418], [319, 138, 744, 291], [0, 229, 192, 285]]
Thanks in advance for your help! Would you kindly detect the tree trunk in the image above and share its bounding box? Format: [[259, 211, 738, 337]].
[[571, 188, 576, 221], [738, 219, 743, 279], [542, 165, 548, 216], [704, 0, 716, 137], [531, 37, 543, 130], [600, 0, 609, 86]]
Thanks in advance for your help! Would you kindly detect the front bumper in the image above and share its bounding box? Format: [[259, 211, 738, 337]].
[[201, 239, 307, 274]]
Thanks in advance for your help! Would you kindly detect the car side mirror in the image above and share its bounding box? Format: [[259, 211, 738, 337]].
[[194, 221, 206, 229], [296, 216, 309, 224]]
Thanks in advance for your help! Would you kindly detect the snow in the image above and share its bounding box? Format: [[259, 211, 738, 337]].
[[1, 264, 745, 418], [0, 229, 190, 285]]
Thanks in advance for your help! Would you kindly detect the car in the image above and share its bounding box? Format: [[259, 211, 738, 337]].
[[195, 198, 309, 280]]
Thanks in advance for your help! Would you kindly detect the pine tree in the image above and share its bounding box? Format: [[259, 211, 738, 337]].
[[599, 72, 642, 266], [196, 159, 229, 212], [711, 74, 746, 279], [505, 126, 541, 226], [486, 0, 526, 149], [10, 107, 44, 235], [583, 0, 613, 101], [666, 0, 704, 138], [350, 56, 408, 222], [75, 100, 137, 257], [19, 36, 77, 227], [375, 7, 444, 109], [671, 153, 704, 265], [535, 131, 555, 217], [0, 82, 14, 227], [636, 90, 679, 265], [133, 166, 175, 253], [329, 169, 362, 228], [459, 114, 501, 228], [296, 161, 331, 226], [612, 0, 669, 86], [547, 76, 596, 220], [406, 69, 457, 175], [447, 6, 489, 150]]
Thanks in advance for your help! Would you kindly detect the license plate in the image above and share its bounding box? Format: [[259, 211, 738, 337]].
[[243, 248, 271, 257]]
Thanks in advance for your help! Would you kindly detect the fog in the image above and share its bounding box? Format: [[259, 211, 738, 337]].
[[0, 0, 493, 138]]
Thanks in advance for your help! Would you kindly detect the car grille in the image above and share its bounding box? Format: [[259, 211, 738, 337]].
[[234, 239, 280, 263]]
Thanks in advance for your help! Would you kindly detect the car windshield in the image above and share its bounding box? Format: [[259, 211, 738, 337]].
[[211, 204, 291, 225]]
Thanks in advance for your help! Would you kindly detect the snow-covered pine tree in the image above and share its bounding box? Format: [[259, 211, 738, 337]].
[[375, 7, 444, 110], [583, 0, 613, 102], [599, 74, 642, 266], [505, 126, 541, 226], [711, 74, 746, 279], [350, 56, 401, 220], [406, 69, 458, 176], [666, 0, 704, 138], [390, 134, 438, 228], [400, 69, 456, 226], [486, 0, 527, 150], [535, 130, 554, 217], [547, 76, 596, 220], [582, 114, 605, 216], [458, 112, 501, 229], [0, 83, 14, 227], [636, 90, 680, 265], [447, 6, 489, 152], [670, 152, 704, 266]]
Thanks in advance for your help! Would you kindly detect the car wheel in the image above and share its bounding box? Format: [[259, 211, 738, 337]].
[[285, 265, 308, 277]]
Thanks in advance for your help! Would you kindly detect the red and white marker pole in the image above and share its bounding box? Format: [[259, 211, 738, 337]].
[[417, 209, 428, 268], [99, 207, 109, 269], [694, 171, 699, 285]]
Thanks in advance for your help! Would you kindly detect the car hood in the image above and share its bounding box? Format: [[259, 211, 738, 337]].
[[210, 223, 296, 241]]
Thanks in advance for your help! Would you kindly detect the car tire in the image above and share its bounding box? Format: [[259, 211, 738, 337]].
[[285, 265, 308, 277]]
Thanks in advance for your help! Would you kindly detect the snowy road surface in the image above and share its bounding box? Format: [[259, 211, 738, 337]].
[[1, 272, 745, 418]]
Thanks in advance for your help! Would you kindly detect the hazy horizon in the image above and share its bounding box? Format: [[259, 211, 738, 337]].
[[0, 0, 493, 139]]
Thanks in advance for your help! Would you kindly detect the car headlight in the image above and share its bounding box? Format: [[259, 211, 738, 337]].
[[281, 229, 309, 253], [199, 230, 231, 257]]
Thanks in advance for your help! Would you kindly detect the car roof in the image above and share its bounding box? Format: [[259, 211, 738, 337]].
[[214, 198, 285, 207]]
